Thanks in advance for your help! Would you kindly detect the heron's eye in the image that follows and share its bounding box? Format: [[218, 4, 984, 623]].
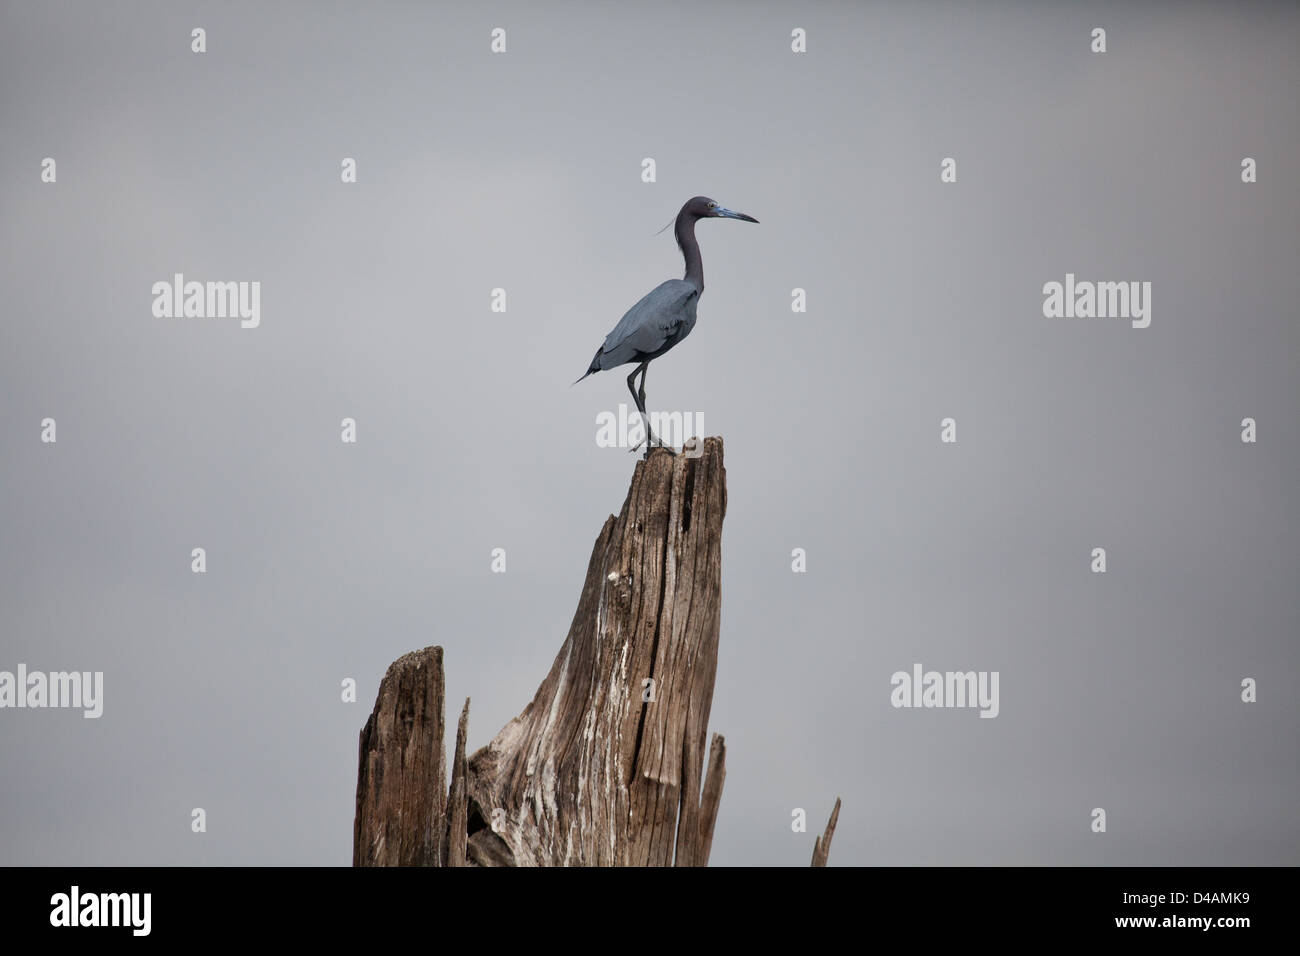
[[707, 201, 716, 208]]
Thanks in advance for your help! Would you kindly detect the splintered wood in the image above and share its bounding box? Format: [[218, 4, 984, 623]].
[[353, 647, 447, 866], [467, 439, 727, 866], [353, 438, 840, 866]]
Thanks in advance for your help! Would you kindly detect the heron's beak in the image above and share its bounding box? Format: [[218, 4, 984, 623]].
[[714, 206, 758, 223]]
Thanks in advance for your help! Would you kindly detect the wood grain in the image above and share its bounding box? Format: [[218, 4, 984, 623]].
[[353, 438, 840, 866]]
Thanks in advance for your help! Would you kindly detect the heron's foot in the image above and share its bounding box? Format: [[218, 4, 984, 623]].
[[628, 434, 676, 457]]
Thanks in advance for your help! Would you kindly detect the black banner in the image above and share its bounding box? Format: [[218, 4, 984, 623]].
[[3, 866, 1284, 942]]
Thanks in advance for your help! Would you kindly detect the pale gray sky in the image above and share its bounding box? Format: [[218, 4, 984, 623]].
[[1, 0, 1297, 865]]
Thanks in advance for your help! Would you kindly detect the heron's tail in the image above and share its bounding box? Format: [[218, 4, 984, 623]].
[[572, 347, 603, 385]]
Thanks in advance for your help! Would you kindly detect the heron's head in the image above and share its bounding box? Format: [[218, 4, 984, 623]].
[[687, 196, 759, 223]]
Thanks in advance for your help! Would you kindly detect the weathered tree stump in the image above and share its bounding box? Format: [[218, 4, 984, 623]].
[[353, 647, 446, 866], [353, 438, 840, 865]]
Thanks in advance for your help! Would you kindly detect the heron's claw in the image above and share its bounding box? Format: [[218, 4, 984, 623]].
[[628, 434, 676, 457]]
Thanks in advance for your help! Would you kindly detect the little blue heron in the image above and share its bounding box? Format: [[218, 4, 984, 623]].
[[575, 195, 758, 456]]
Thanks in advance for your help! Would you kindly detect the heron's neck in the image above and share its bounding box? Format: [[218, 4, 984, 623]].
[[675, 212, 704, 289]]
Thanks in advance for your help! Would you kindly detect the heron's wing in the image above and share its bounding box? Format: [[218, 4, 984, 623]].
[[599, 279, 697, 368]]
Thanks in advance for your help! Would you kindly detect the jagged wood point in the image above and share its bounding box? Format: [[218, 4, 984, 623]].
[[352, 438, 839, 866]]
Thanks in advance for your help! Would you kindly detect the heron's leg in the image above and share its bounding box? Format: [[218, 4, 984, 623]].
[[625, 364, 647, 445], [626, 361, 661, 456], [638, 362, 670, 452], [626, 364, 648, 453], [637, 363, 658, 447], [633, 362, 675, 457]]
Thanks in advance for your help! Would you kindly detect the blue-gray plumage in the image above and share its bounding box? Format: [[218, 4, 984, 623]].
[[576, 196, 758, 455]]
